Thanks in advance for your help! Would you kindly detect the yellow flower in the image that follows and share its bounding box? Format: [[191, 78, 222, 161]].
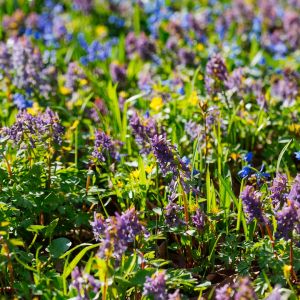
[[27, 102, 40, 115], [70, 120, 80, 131], [131, 170, 140, 179], [289, 123, 300, 136], [60, 86, 71, 95], [230, 153, 240, 161], [119, 91, 128, 98], [150, 96, 163, 111], [197, 43, 204, 52], [211, 207, 219, 214], [117, 181, 124, 188], [96, 25, 107, 37], [79, 79, 88, 86], [198, 74, 203, 81], [283, 265, 292, 279], [145, 164, 154, 174], [189, 91, 199, 106]]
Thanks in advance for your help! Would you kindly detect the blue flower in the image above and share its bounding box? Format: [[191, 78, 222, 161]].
[[177, 86, 185, 95], [13, 93, 33, 110], [294, 151, 300, 161], [244, 152, 253, 163], [238, 166, 252, 178]]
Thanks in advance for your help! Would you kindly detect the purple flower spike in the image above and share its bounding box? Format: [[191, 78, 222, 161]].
[[240, 185, 267, 224], [143, 271, 167, 300]]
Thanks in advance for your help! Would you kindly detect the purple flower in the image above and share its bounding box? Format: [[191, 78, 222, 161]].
[[2, 108, 63, 148], [90, 212, 105, 242], [70, 267, 100, 300], [92, 130, 120, 163], [143, 271, 167, 300], [184, 121, 201, 141], [287, 174, 300, 204], [125, 32, 156, 60], [271, 69, 300, 107], [110, 63, 126, 83], [65, 62, 86, 93], [191, 208, 205, 231], [215, 284, 232, 300], [205, 54, 228, 95], [6, 37, 57, 98], [206, 106, 220, 127], [165, 201, 185, 227], [73, 0, 93, 13], [265, 286, 282, 300], [275, 200, 299, 240], [136, 33, 156, 60], [129, 112, 159, 154], [233, 277, 257, 300], [240, 186, 267, 224], [269, 173, 287, 209], [92, 208, 144, 261], [225, 67, 244, 91], [215, 277, 257, 300], [178, 48, 195, 66]]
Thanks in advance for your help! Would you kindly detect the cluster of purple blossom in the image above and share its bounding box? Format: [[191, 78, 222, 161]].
[[204, 53, 299, 108], [92, 130, 121, 163], [64, 62, 87, 94], [90, 208, 144, 261], [2, 108, 64, 148], [240, 173, 300, 241], [125, 32, 156, 61], [240, 185, 268, 224], [0, 37, 57, 100], [143, 270, 180, 300], [215, 277, 257, 300], [71, 267, 100, 300]]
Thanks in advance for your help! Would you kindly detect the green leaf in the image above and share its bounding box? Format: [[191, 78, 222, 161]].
[[48, 238, 72, 258], [63, 243, 100, 278], [44, 218, 59, 238]]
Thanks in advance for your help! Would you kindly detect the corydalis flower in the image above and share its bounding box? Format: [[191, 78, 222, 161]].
[[73, 0, 93, 13], [275, 200, 300, 240], [71, 267, 100, 300], [240, 185, 267, 224], [215, 277, 257, 300], [205, 54, 228, 95], [143, 271, 167, 300], [271, 69, 300, 107], [269, 173, 287, 209], [92, 130, 120, 163], [90, 212, 105, 242], [125, 32, 156, 60], [150, 134, 195, 197], [215, 284, 232, 300], [65, 62, 87, 93], [110, 63, 126, 84], [164, 201, 185, 227], [233, 277, 257, 300], [9, 37, 56, 98], [2, 108, 63, 148], [192, 208, 205, 231], [287, 174, 300, 204], [91, 208, 144, 261], [129, 112, 159, 154]]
